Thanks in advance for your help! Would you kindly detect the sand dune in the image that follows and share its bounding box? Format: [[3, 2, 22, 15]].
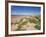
[[11, 16, 40, 31]]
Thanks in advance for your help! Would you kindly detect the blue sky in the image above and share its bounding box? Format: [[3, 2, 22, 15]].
[[11, 6, 41, 16]]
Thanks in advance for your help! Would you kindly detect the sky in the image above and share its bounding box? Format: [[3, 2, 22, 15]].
[[11, 6, 41, 16]]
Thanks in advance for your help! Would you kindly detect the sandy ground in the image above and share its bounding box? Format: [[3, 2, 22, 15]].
[[11, 16, 37, 31]]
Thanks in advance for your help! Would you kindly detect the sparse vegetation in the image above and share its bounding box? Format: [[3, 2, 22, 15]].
[[11, 16, 41, 31]]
